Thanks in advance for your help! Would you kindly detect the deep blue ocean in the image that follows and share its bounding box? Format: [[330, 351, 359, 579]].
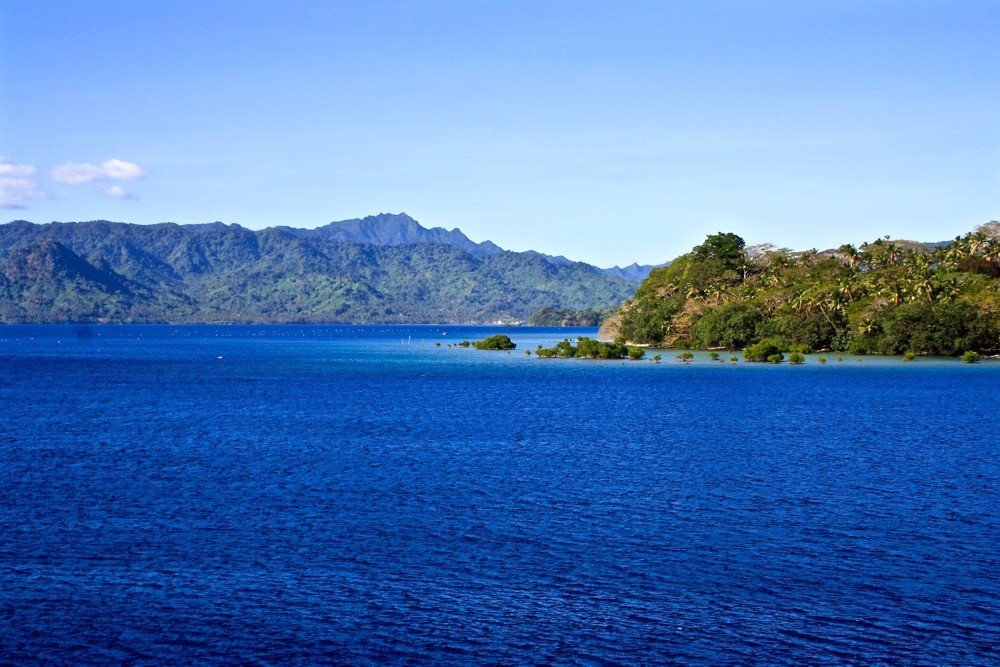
[[1, 324, 998, 665]]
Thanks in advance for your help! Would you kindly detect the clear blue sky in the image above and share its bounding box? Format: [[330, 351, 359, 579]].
[[2, 1, 997, 267]]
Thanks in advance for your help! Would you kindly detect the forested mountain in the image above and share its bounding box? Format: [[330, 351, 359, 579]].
[[601, 224, 1000, 356], [0, 218, 636, 323]]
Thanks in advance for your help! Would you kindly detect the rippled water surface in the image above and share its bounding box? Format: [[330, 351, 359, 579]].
[[2, 325, 998, 665]]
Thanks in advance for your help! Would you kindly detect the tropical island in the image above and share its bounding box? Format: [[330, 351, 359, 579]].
[[601, 224, 1000, 357]]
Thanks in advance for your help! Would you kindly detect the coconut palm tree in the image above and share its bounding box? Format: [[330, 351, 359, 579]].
[[838, 244, 861, 270]]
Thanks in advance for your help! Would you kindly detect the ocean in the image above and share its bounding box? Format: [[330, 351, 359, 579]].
[[1, 325, 997, 665]]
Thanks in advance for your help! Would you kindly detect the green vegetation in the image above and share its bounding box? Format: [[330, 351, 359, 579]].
[[614, 225, 1000, 356], [0, 220, 635, 323], [534, 336, 641, 360], [744, 341, 783, 362], [527, 306, 609, 326], [472, 334, 516, 350], [788, 352, 805, 364], [903, 351, 916, 362], [676, 351, 694, 362], [961, 350, 981, 363]]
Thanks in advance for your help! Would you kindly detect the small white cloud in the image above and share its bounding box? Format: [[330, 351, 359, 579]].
[[101, 159, 145, 181], [0, 159, 48, 209], [0, 162, 36, 178], [50, 162, 105, 185], [51, 158, 145, 185], [101, 184, 137, 200]]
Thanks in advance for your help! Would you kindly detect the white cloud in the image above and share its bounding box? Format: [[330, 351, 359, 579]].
[[0, 161, 36, 178], [0, 159, 48, 209], [51, 158, 145, 185], [102, 184, 137, 200], [101, 159, 145, 181]]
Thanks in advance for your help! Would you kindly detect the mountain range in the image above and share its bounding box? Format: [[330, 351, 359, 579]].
[[0, 214, 651, 324], [277, 213, 659, 281]]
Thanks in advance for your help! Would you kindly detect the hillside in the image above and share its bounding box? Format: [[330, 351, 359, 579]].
[[602, 225, 1000, 356], [0, 218, 636, 324]]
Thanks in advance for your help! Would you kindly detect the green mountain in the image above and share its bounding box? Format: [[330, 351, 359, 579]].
[[601, 225, 1000, 356], [0, 217, 636, 324]]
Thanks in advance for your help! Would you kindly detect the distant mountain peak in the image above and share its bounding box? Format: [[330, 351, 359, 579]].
[[280, 212, 505, 258]]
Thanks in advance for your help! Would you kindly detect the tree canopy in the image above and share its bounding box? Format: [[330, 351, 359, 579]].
[[614, 226, 1000, 356], [472, 334, 516, 350]]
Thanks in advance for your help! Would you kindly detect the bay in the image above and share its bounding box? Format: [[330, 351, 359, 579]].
[[1, 325, 998, 665]]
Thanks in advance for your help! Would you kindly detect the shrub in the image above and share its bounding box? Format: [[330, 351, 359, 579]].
[[729, 356, 738, 363], [690, 302, 764, 349], [534, 337, 632, 360], [788, 343, 812, 354], [676, 351, 694, 362], [459, 340, 471, 348], [961, 350, 981, 363], [744, 340, 783, 362], [788, 352, 805, 364], [817, 356, 827, 364], [554, 339, 576, 358], [652, 354, 662, 363], [903, 351, 916, 362], [472, 334, 516, 350], [767, 353, 784, 363], [847, 339, 872, 355], [709, 352, 720, 360], [576, 337, 627, 359]]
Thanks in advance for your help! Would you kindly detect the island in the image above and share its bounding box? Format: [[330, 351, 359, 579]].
[[601, 224, 1000, 357]]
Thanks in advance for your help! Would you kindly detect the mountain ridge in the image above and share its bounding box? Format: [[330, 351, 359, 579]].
[[0, 216, 638, 324], [278, 213, 662, 279]]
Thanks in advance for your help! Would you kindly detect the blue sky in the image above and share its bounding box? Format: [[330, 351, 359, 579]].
[[2, 1, 997, 267]]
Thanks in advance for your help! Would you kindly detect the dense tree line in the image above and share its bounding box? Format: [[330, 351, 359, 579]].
[[527, 306, 609, 326], [535, 336, 644, 360], [613, 224, 1000, 356]]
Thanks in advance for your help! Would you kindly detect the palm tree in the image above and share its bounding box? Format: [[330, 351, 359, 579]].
[[838, 244, 861, 270], [968, 231, 987, 255], [933, 274, 961, 302], [836, 278, 857, 304]]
